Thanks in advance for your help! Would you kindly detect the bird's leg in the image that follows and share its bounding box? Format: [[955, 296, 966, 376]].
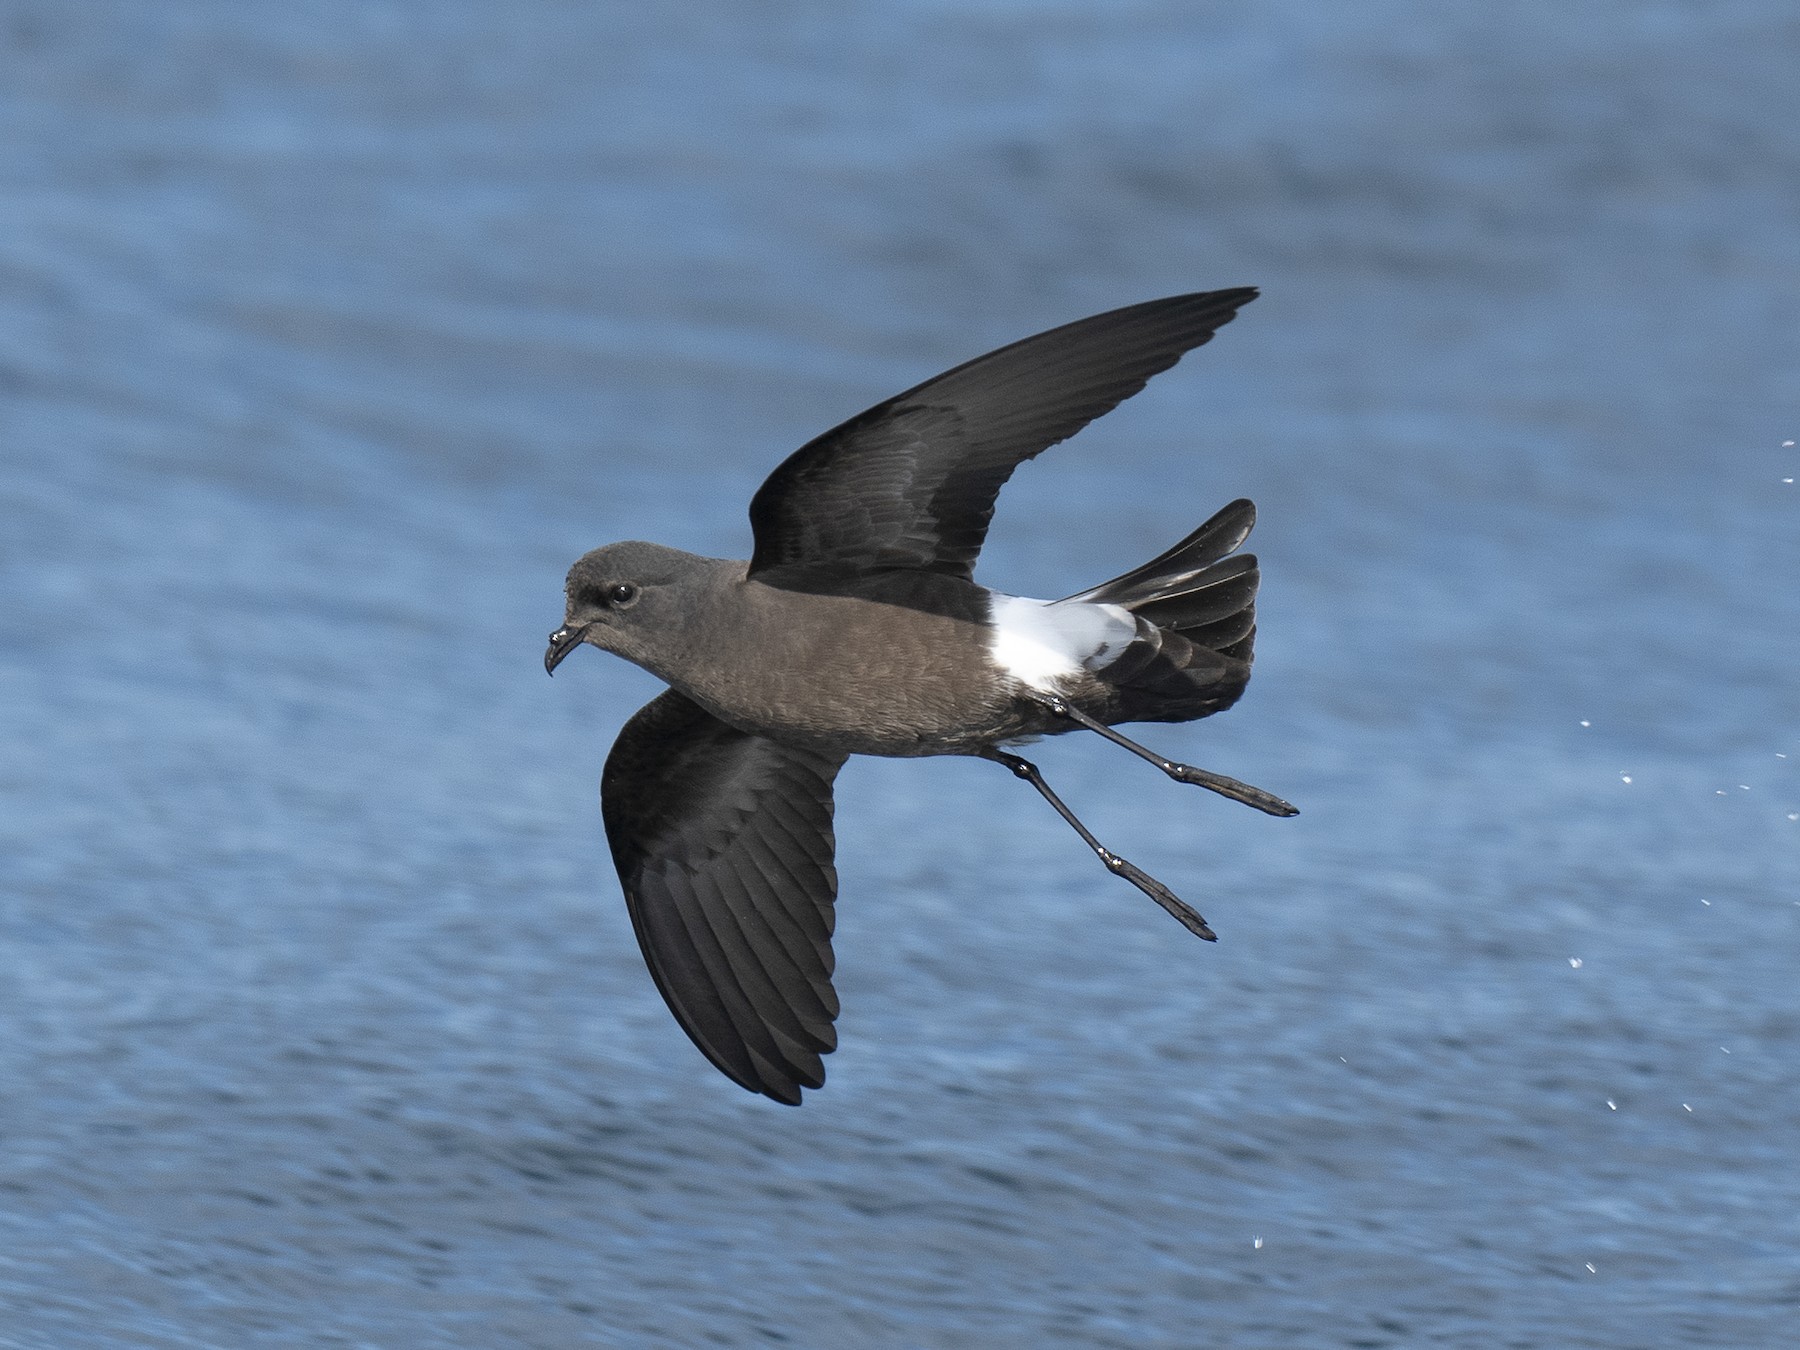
[[1036, 696, 1299, 818], [980, 748, 1217, 941]]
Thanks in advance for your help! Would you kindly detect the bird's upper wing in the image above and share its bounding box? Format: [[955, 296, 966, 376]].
[[747, 288, 1258, 580], [602, 689, 848, 1105]]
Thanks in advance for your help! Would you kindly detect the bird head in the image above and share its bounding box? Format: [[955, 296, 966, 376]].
[[545, 540, 711, 676]]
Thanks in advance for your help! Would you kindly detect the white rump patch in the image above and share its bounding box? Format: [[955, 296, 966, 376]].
[[988, 594, 1137, 693]]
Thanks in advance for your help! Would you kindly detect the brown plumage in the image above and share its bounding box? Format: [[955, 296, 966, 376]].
[[547, 290, 1295, 1104]]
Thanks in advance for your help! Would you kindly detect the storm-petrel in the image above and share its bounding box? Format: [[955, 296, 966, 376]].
[[547, 289, 1295, 1103]]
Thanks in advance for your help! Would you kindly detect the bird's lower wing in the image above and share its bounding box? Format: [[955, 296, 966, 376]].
[[601, 689, 848, 1105]]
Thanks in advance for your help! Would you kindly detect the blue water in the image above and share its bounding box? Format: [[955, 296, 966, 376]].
[[3, 3, 1797, 1345]]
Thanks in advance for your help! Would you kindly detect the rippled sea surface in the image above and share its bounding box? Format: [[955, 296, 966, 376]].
[[4, 3, 1798, 1346]]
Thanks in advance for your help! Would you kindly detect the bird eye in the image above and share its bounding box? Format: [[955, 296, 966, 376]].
[[608, 582, 639, 607]]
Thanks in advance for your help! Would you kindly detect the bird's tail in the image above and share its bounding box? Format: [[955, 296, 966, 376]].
[[1063, 498, 1258, 664]]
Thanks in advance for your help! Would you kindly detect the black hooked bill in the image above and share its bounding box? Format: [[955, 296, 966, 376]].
[[544, 625, 586, 675]]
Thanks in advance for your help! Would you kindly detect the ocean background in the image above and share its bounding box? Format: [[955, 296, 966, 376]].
[[2, 2, 1796, 1345]]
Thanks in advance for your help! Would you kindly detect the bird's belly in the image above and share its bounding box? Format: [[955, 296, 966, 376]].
[[671, 625, 1017, 758]]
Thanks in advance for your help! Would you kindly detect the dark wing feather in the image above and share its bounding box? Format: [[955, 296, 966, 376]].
[[601, 689, 848, 1105], [747, 289, 1258, 579], [1063, 499, 1257, 607]]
